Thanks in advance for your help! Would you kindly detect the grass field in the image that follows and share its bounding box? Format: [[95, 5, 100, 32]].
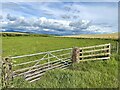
[[2, 36, 117, 57], [60, 33, 118, 39], [2, 34, 119, 88]]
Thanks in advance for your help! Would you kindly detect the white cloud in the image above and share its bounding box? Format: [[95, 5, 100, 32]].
[[69, 20, 91, 29], [7, 14, 17, 21], [38, 17, 72, 31], [86, 25, 113, 34], [1, 2, 117, 35], [65, 2, 118, 24], [43, 28, 55, 32], [1, 15, 115, 35]]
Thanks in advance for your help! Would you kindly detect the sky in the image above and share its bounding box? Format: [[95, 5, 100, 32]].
[[0, 1, 118, 35]]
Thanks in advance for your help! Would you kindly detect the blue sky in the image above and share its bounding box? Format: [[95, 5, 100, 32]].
[[0, 1, 118, 35]]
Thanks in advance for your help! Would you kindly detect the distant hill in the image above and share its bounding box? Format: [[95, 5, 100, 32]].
[[0, 32, 54, 37], [60, 33, 119, 40]]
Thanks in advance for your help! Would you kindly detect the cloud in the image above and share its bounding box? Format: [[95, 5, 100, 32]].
[[38, 17, 72, 31], [1, 2, 117, 35], [69, 20, 91, 29], [1, 2, 117, 25], [65, 2, 118, 24], [0, 15, 3, 19], [86, 25, 114, 34], [1, 14, 115, 35], [7, 14, 17, 21]]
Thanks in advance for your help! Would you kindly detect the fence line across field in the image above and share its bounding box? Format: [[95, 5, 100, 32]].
[[11, 43, 111, 59], [2, 43, 117, 88], [12, 43, 111, 79]]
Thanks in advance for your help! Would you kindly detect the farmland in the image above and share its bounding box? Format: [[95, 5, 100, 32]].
[[1, 33, 119, 88], [2, 36, 117, 57], [60, 33, 119, 39]]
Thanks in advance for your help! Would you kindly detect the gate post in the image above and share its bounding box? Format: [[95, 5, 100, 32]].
[[71, 47, 80, 63], [117, 42, 119, 54], [1, 57, 13, 88]]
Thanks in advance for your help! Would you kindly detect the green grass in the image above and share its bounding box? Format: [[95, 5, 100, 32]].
[[2, 36, 116, 57], [2, 36, 118, 88], [11, 54, 118, 88]]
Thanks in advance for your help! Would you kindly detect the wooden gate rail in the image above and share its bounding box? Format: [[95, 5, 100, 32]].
[[9, 48, 72, 83], [11, 48, 72, 59], [72, 43, 111, 63]]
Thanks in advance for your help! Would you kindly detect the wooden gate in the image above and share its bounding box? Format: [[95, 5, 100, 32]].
[[11, 48, 72, 83], [1, 43, 111, 88]]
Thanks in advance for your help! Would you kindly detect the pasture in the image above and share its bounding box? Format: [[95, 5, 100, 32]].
[[2, 36, 117, 57], [2, 34, 119, 88]]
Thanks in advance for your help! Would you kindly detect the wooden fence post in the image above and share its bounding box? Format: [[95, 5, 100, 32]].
[[108, 43, 111, 58], [1, 57, 13, 88], [117, 42, 119, 54], [71, 47, 80, 63]]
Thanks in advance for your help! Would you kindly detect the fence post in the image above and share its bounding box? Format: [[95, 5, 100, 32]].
[[71, 47, 80, 63], [1, 57, 13, 88], [117, 42, 119, 54], [108, 43, 111, 57]]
